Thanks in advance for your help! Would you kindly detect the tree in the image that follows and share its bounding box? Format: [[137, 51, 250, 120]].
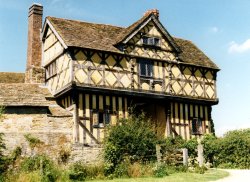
[[103, 113, 159, 175]]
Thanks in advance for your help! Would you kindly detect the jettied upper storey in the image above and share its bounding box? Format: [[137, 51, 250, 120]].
[[41, 9, 219, 103]]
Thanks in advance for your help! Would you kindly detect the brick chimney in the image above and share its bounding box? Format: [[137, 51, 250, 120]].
[[25, 3, 45, 83], [144, 9, 159, 19]]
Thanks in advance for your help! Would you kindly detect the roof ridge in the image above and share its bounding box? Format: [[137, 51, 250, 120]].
[[47, 16, 125, 29], [115, 12, 152, 44]]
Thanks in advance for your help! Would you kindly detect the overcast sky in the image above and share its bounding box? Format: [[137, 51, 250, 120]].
[[1, 0, 250, 136]]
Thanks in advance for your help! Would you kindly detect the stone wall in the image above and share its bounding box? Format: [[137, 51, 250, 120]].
[[25, 67, 45, 84], [0, 110, 103, 164], [0, 112, 73, 160], [70, 144, 103, 164]]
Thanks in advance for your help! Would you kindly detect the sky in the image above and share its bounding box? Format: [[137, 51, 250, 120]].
[[0, 0, 250, 136]]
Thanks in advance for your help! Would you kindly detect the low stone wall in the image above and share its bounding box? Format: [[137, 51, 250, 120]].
[[0, 113, 73, 160], [0, 112, 103, 164], [70, 144, 103, 164]]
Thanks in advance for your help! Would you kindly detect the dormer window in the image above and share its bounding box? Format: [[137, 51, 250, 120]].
[[142, 36, 160, 47]]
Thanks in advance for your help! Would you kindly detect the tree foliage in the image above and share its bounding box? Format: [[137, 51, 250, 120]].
[[103, 113, 159, 175], [201, 129, 250, 169], [215, 129, 250, 168]]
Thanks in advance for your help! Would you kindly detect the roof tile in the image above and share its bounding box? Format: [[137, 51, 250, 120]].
[[46, 15, 219, 69]]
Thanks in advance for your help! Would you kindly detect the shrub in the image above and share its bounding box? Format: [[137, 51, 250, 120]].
[[20, 155, 59, 182], [127, 162, 143, 178], [103, 112, 158, 175], [164, 136, 185, 150], [153, 163, 168, 178], [84, 164, 105, 179], [68, 162, 87, 181], [0, 133, 6, 174], [0, 108, 6, 175], [216, 129, 250, 169], [58, 148, 71, 164], [193, 164, 207, 174], [113, 161, 129, 178], [183, 137, 198, 159], [201, 134, 218, 166], [10, 146, 22, 161], [24, 134, 43, 149]]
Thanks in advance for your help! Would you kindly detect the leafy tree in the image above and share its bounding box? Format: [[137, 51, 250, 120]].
[[216, 129, 250, 168], [182, 137, 198, 158], [103, 113, 159, 175], [201, 134, 218, 166]]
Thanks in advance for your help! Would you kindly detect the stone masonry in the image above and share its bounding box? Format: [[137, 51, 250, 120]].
[[0, 81, 102, 164], [25, 3, 43, 83]]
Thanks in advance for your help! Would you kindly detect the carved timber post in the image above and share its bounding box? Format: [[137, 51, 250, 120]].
[[165, 102, 171, 137], [214, 71, 218, 99], [130, 58, 136, 89], [167, 64, 173, 94], [72, 90, 79, 143], [208, 105, 215, 134]]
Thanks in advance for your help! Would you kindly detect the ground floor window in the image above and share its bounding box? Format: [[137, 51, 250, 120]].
[[92, 109, 110, 128], [191, 118, 203, 135]]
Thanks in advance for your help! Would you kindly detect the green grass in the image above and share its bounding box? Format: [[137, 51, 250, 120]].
[[87, 169, 229, 182]]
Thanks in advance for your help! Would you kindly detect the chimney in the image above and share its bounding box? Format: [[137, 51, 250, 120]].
[[144, 9, 159, 19], [25, 3, 45, 83]]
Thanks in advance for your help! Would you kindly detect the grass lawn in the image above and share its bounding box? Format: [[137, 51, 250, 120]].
[[88, 169, 229, 182]]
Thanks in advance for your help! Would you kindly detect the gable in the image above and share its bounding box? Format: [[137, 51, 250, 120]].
[[123, 19, 177, 61], [118, 13, 180, 52], [42, 23, 66, 66], [128, 20, 174, 51], [40, 15, 219, 70]]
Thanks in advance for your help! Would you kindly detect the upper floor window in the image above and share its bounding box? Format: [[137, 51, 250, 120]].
[[142, 36, 160, 47], [46, 61, 56, 79], [139, 59, 153, 77], [191, 118, 203, 135]]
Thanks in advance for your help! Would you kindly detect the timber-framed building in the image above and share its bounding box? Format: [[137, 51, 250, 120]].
[[0, 4, 219, 158]]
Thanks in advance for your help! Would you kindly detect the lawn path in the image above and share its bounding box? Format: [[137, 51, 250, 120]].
[[213, 169, 250, 182]]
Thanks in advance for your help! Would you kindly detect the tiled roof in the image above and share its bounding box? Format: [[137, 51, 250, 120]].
[[174, 38, 218, 69], [0, 83, 52, 106], [0, 72, 25, 83], [47, 16, 123, 53], [46, 14, 219, 69], [0, 83, 72, 117]]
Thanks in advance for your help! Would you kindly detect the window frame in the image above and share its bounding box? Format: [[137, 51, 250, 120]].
[[45, 61, 57, 80], [191, 117, 203, 135], [142, 36, 161, 47], [92, 108, 111, 128], [139, 59, 153, 78]]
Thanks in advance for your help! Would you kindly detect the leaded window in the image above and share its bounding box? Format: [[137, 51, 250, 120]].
[[142, 37, 160, 47], [191, 118, 203, 135], [92, 109, 110, 128], [139, 59, 153, 77]]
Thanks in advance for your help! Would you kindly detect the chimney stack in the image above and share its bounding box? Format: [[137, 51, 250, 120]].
[[25, 3, 45, 83], [144, 9, 159, 19]]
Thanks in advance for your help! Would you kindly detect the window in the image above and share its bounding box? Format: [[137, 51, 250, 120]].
[[46, 61, 56, 79], [191, 118, 203, 135], [139, 59, 153, 77], [142, 37, 160, 47], [92, 109, 110, 128]]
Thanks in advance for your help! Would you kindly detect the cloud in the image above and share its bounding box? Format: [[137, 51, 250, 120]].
[[228, 39, 250, 53], [210, 26, 219, 33]]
